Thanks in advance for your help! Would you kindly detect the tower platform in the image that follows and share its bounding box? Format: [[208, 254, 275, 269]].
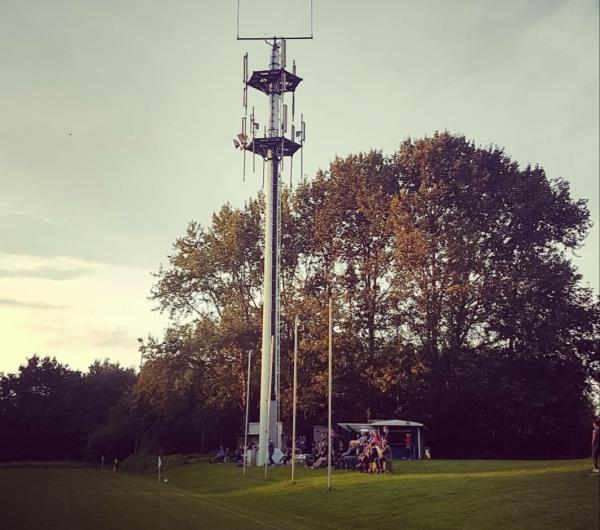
[[245, 136, 301, 158], [247, 68, 302, 94]]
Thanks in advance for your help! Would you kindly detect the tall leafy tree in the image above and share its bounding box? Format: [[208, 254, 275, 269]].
[[140, 132, 596, 457]]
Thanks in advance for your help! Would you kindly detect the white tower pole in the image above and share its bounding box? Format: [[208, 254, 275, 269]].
[[258, 40, 282, 467]]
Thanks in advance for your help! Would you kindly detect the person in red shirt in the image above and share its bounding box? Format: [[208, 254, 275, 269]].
[[404, 433, 413, 459]]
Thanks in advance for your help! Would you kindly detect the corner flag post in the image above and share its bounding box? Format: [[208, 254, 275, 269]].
[[327, 297, 333, 492], [291, 316, 299, 483], [158, 455, 162, 483]]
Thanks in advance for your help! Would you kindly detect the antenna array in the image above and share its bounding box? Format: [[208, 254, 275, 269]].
[[234, 40, 306, 185]]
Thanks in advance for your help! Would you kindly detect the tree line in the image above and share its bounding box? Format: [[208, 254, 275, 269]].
[[1, 132, 597, 460], [0, 356, 135, 461]]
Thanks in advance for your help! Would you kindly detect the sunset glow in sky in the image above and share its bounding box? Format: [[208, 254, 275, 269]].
[[1, 0, 597, 374]]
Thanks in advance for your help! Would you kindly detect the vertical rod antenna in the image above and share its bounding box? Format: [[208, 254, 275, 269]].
[[252, 106, 256, 173], [242, 116, 247, 182], [300, 113, 304, 180]]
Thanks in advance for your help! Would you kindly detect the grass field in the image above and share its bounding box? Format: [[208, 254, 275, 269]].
[[1, 459, 598, 529]]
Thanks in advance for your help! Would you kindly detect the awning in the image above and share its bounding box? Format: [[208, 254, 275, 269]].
[[337, 423, 373, 432], [369, 419, 425, 428]]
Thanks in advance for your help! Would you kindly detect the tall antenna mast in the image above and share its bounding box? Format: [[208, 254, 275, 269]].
[[234, 1, 312, 468]]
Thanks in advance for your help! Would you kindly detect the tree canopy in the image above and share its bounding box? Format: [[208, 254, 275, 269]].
[[138, 132, 598, 458], [2, 132, 596, 461]]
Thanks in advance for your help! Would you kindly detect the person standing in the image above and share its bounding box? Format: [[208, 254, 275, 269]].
[[592, 418, 600, 473], [268, 439, 275, 465], [404, 432, 413, 459], [381, 439, 393, 473]]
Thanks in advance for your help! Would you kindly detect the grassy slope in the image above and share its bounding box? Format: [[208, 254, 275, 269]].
[[0, 460, 597, 529]]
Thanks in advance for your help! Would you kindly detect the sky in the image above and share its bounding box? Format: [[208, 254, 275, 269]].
[[0, 0, 598, 374]]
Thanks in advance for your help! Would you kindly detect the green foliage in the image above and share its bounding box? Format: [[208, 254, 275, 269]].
[[131, 132, 597, 457], [0, 356, 135, 461]]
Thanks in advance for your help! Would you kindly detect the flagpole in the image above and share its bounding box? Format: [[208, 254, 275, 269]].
[[243, 350, 252, 476], [327, 297, 333, 492], [291, 316, 299, 483], [158, 456, 161, 483]]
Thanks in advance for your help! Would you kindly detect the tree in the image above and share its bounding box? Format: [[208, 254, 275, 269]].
[[140, 132, 597, 457], [0, 356, 136, 461]]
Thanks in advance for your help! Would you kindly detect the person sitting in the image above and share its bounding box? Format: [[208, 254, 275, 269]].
[[211, 446, 226, 464], [357, 443, 371, 473], [281, 447, 292, 465], [311, 447, 329, 469], [233, 447, 243, 463], [341, 440, 359, 470]]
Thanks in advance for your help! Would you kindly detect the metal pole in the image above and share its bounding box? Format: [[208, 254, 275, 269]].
[[243, 350, 252, 476], [265, 335, 275, 479], [291, 316, 299, 483], [258, 39, 281, 467], [327, 297, 333, 492]]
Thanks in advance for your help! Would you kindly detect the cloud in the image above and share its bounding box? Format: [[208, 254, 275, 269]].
[[0, 298, 67, 310], [92, 327, 135, 348], [0, 266, 90, 280]]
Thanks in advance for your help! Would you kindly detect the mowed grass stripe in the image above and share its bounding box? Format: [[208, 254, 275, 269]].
[[141, 459, 598, 530], [0, 466, 276, 530], [115, 471, 281, 529], [1, 460, 597, 530]]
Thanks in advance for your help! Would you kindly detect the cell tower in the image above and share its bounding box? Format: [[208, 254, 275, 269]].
[[234, 3, 312, 467]]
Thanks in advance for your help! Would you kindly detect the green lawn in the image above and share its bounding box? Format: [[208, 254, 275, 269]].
[[1, 459, 598, 529]]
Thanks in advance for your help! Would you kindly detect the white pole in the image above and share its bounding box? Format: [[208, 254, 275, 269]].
[[258, 39, 281, 467], [327, 297, 333, 492], [291, 316, 299, 483], [243, 350, 252, 476], [158, 456, 161, 484], [265, 335, 275, 479]]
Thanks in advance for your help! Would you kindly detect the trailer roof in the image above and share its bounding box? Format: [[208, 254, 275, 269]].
[[337, 419, 425, 431]]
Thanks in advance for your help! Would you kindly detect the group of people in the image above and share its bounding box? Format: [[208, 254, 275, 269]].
[[210, 446, 243, 464], [303, 427, 411, 474]]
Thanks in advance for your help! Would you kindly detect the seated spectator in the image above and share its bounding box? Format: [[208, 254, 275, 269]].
[[281, 447, 292, 465], [211, 446, 226, 464], [311, 447, 329, 469], [341, 440, 360, 470], [357, 443, 371, 473]]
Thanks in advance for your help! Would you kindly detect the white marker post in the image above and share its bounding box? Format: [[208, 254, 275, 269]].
[[158, 455, 162, 483], [327, 297, 333, 492], [243, 350, 252, 476], [291, 316, 299, 483]]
